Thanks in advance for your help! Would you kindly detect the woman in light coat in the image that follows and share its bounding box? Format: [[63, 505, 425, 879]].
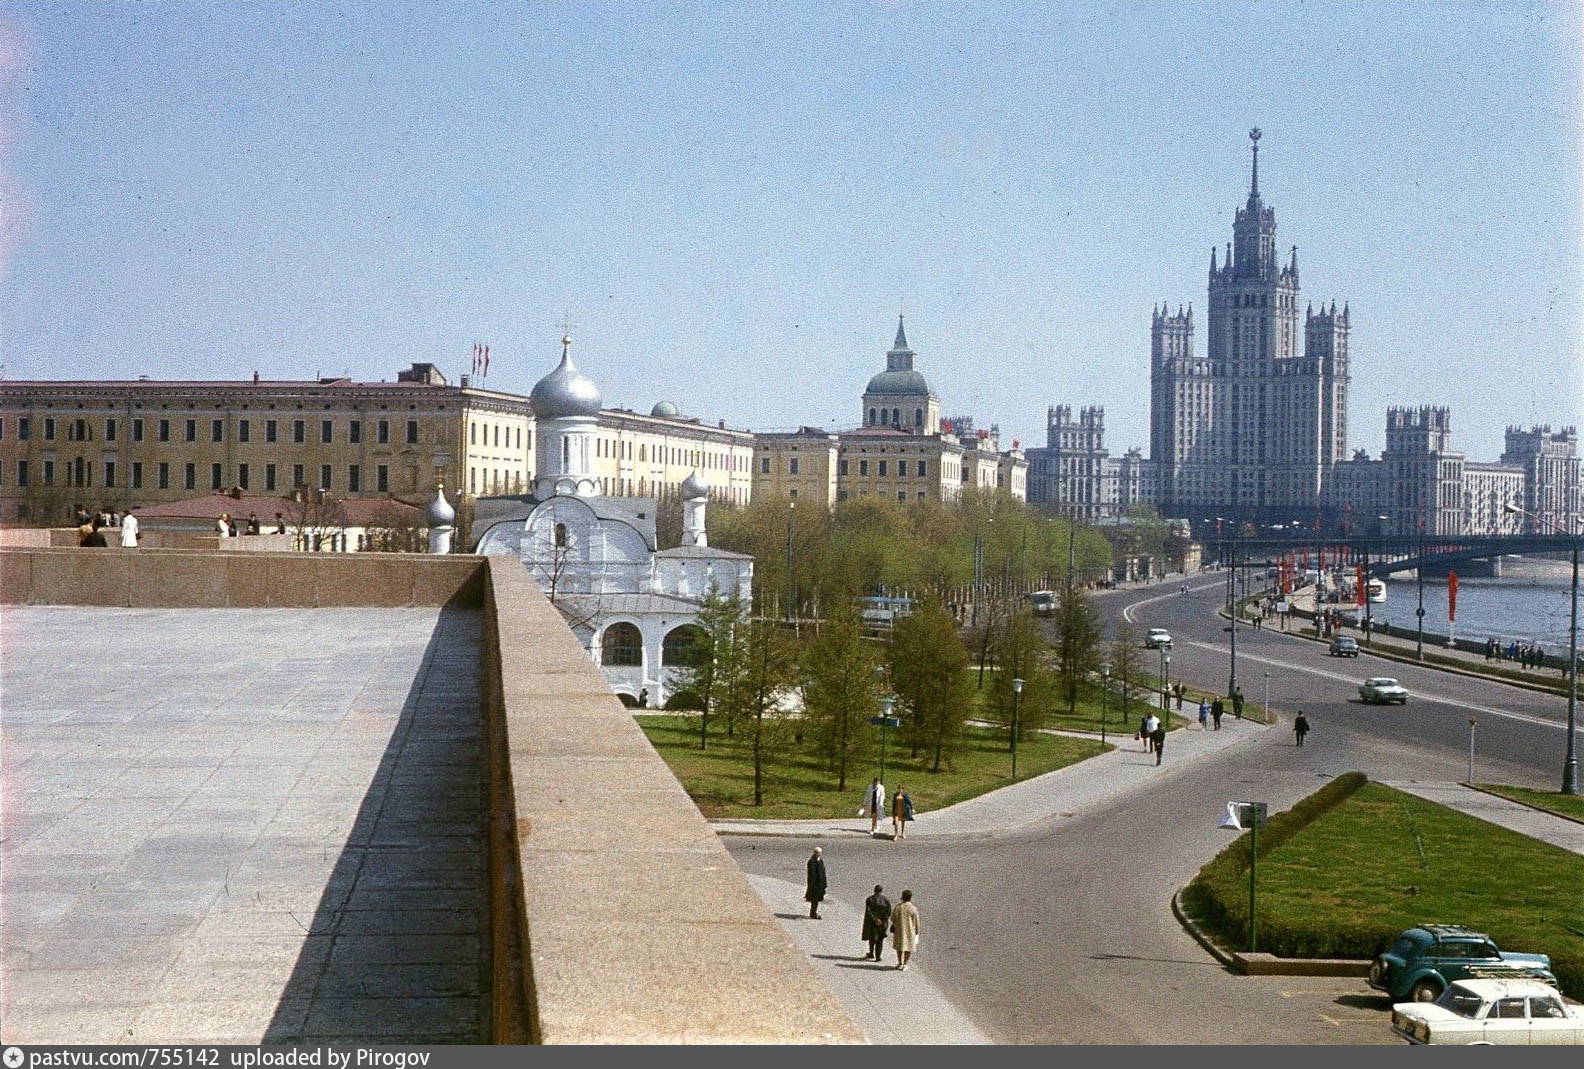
[[890, 889, 920, 970]]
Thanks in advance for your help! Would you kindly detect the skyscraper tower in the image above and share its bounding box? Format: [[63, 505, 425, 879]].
[[1150, 130, 1350, 522]]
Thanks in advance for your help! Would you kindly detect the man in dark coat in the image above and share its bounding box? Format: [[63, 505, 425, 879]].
[[1294, 712, 1311, 747], [862, 884, 891, 960], [1151, 723, 1167, 765], [805, 847, 827, 919]]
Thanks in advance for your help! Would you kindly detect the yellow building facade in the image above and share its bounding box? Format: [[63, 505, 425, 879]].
[[591, 406, 755, 505]]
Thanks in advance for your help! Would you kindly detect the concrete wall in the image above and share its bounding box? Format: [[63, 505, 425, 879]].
[[0, 546, 862, 1044], [0, 547, 486, 608], [480, 556, 862, 1043]]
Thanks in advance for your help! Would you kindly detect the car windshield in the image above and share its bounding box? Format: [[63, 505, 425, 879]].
[[1436, 986, 1484, 1019], [1368, 679, 1399, 687]]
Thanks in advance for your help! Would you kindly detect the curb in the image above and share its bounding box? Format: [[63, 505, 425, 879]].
[[1463, 783, 1584, 827], [1171, 889, 1371, 977]]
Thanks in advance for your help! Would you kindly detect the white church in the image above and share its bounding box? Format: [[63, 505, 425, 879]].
[[471, 335, 753, 707]]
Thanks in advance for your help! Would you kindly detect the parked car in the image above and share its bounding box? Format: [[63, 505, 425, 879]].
[[1329, 636, 1360, 657], [1391, 978, 1582, 1044], [1144, 628, 1173, 649], [1368, 925, 1555, 1002], [1359, 676, 1409, 704]]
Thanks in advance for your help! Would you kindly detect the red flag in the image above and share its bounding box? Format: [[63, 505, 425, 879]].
[[1356, 563, 1366, 607], [1448, 570, 1459, 623], [471, 342, 480, 377], [483, 345, 490, 377]]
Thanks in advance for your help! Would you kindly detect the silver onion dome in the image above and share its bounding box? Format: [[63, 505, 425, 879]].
[[680, 471, 709, 501], [427, 484, 456, 526], [530, 335, 602, 419]]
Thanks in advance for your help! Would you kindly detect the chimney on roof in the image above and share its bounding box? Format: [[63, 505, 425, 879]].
[[252, 371, 259, 383], [229, 486, 244, 500]]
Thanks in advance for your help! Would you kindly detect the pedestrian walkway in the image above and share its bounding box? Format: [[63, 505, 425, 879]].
[[712, 716, 1267, 839], [745, 874, 989, 1045], [1382, 781, 1584, 856]]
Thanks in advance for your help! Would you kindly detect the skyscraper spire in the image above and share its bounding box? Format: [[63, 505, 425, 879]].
[[1249, 127, 1262, 198]]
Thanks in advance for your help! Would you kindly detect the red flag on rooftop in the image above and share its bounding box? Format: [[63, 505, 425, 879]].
[[1448, 570, 1459, 623], [483, 345, 490, 377], [1356, 563, 1365, 607]]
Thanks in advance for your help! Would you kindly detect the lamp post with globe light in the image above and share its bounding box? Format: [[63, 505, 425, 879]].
[[1099, 662, 1111, 745], [1011, 677, 1024, 778], [1504, 502, 1578, 795]]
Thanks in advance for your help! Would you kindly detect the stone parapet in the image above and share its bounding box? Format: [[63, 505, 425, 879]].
[[480, 557, 863, 1044]]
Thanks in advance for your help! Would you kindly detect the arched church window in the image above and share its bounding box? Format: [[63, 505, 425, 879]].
[[601, 622, 642, 667], [554, 522, 567, 548], [891, 408, 900, 427], [869, 408, 877, 425], [915, 408, 923, 428], [662, 625, 705, 666]]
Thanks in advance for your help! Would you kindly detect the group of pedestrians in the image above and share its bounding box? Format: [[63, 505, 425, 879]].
[[804, 849, 922, 972], [1135, 712, 1167, 763], [1485, 637, 1547, 670], [860, 778, 914, 840], [74, 504, 138, 548]]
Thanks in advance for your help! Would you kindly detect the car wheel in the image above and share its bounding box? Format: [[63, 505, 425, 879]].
[[1410, 979, 1441, 1003]]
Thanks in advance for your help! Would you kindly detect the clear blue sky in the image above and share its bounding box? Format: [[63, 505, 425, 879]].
[[2, 1, 1580, 460]]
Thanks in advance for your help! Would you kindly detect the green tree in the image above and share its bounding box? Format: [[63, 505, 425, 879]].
[[800, 610, 880, 792], [735, 618, 799, 807], [1053, 584, 1103, 717], [987, 610, 1055, 745], [680, 587, 747, 749], [1109, 621, 1145, 730], [890, 599, 972, 772]]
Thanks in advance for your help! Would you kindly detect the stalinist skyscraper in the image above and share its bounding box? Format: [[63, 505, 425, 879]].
[[1150, 130, 1350, 524]]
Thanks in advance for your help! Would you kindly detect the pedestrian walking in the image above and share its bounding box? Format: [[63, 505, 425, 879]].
[[1143, 713, 1160, 754], [891, 786, 914, 840], [1151, 723, 1167, 765], [1211, 701, 1223, 730], [1198, 701, 1209, 730], [1137, 715, 1149, 752], [246, 512, 261, 535], [862, 778, 886, 836], [862, 885, 891, 961], [119, 508, 140, 548], [804, 847, 827, 919], [274, 512, 287, 534], [1211, 697, 1224, 727], [1294, 712, 1310, 747], [1232, 688, 1244, 720], [890, 889, 920, 970]]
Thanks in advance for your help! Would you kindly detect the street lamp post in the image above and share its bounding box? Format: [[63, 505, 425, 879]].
[[1467, 717, 1477, 786], [785, 499, 796, 627], [1415, 506, 1428, 662], [878, 696, 895, 785], [1011, 677, 1024, 778], [1226, 529, 1239, 699], [1505, 503, 1578, 794], [1263, 668, 1270, 721], [1162, 651, 1172, 713], [1099, 661, 1111, 745]]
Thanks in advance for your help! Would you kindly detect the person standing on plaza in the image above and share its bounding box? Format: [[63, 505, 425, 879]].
[[1138, 714, 1150, 752], [1174, 682, 1185, 711], [246, 512, 261, 535], [863, 777, 885, 836], [1232, 688, 1245, 720], [1198, 702, 1209, 730], [890, 889, 920, 970], [804, 847, 827, 919], [275, 511, 288, 534], [216, 513, 231, 539], [1294, 712, 1311, 747], [1144, 712, 1160, 754], [1211, 700, 1223, 731], [119, 508, 140, 548], [862, 885, 891, 961], [1151, 722, 1167, 765], [891, 786, 913, 840]]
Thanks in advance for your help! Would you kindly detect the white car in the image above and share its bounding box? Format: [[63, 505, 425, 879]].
[[1391, 978, 1583, 1044], [1144, 628, 1173, 649], [1359, 677, 1409, 704]]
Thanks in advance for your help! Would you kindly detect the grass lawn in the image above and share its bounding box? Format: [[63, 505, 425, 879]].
[[1474, 784, 1584, 824], [1189, 782, 1584, 993], [635, 714, 1108, 820]]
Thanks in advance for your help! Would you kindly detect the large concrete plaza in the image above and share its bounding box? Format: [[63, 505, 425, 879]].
[[0, 605, 487, 1045]]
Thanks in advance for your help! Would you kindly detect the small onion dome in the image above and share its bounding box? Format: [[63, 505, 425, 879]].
[[680, 471, 709, 501], [530, 337, 602, 419], [427, 484, 456, 527], [651, 400, 680, 418]]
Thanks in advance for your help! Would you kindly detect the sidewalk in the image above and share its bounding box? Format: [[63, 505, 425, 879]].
[[712, 715, 1267, 839], [1382, 781, 1584, 856], [745, 874, 991, 1045]]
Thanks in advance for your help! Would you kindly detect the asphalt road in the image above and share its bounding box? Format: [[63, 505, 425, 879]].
[[726, 575, 1575, 1043], [1110, 576, 1573, 788]]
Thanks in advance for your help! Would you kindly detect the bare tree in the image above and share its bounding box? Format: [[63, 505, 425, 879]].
[[363, 501, 426, 553], [285, 489, 349, 552]]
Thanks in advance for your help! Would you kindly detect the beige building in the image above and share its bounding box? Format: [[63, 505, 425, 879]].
[[753, 428, 841, 507], [835, 427, 965, 504], [592, 404, 755, 505], [0, 363, 533, 524]]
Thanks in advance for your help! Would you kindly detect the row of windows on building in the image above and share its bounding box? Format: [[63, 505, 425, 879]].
[[868, 407, 927, 427], [761, 456, 934, 478], [598, 437, 746, 471], [0, 415, 427, 446], [471, 468, 526, 496], [470, 422, 526, 451], [599, 622, 703, 668], [5, 458, 440, 494]]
